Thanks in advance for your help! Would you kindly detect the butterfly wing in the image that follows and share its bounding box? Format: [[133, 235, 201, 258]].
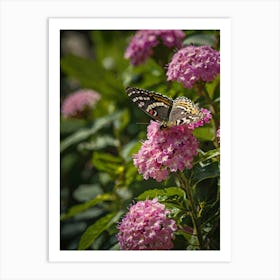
[[126, 87, 173, 122], [169, 97, 204, 126]]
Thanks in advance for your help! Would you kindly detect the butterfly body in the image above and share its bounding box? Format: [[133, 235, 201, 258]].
[[126, 87, 203, 127]]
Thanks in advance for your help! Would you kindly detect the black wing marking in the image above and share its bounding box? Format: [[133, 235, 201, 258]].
[[126, 87, 173, 122]]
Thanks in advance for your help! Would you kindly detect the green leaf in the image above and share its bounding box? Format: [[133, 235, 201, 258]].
[[164, 203, 183, 217], [124, 163, 139, 186], [176, 228, 193, 241], [91, 31, 129, 72], [61, 222, 87, 238], [114, 109, 130, 137], [60, 112, 121, 152], [73, 208, 105, 221], [92, 151, 123, 164], [78, 212, 121, 250], [73, 184, 103, 202], [190, 162, 219, 186], [115, 186, 132, 200], [137, 187, 185, 202], [77, 135, 119, 152], [128, 141, 142, 157], [60, 193, 113, 220], [92, 152, 124, 176], [183, 34, 217, 47], [60, 118, 87, 134], [194, 148, 220, 165], [121, 140, 142, 161], [187, 235, 200, 249], [109, 243, 120, 250], [205, 76, 220, 99], [123, 59, 165, 88], [200, 200, 220, 226], [193, 126, 215, 141], [61, 54, 123, 95]]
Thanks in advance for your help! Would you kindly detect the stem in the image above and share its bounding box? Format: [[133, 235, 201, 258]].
[[195, 83, 220, 148], [176, 172, 205, 249], [196, 83, 219, 130]]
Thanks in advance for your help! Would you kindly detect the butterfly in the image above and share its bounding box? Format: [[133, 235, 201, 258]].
[[126, 87, 204, 127]]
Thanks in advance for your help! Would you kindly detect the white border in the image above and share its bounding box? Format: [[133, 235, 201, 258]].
[[1, 1, 279, 279], [49, 18, 231, 262]]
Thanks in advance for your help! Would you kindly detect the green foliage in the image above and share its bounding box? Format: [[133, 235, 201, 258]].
[[60, 30, 220, 251], [61, 193, 113, 221], [61, 55, 123, 95], [191, 162, 220, 186], [194, 148, 220, 164], [137, 187, 186, 202], [183, 33, 217, 48], [78, 212, 122, 250], [60, 112, 122, 152], [193, 126, 215, 141], [92, 152, 124, 177]]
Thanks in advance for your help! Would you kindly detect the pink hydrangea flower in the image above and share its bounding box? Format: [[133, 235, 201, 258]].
[[61, 89, 100, 118], [185, 108, 212, 130], [133, 121, 199, 182], [125, 30, 185, 65], [167, 45, 220, 88], [117, 198, 177, 250]]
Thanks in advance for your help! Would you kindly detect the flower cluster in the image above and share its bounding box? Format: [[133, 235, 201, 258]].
[[117, 198, 177, 250], [167, 45, 220, 88], [61, 89, 100, 118], [133, 121, 199, 182], [186, 108, 212, 130], [125, 30, 185, 65]]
